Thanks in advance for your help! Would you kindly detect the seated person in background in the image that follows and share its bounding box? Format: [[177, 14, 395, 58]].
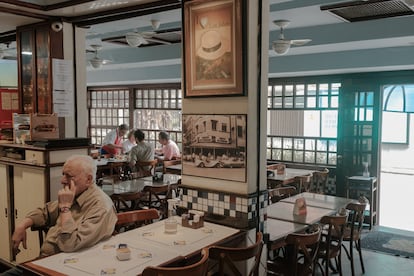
[[5, 155, 117, 275], [122, 129, 136, 154], [101, 124, 129, 155], [155, 131, 181, 160], [129, 129, 154, 176]]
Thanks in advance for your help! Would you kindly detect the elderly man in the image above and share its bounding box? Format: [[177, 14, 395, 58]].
[[101, 124, 129, 155], [11, 155, 117, 259]]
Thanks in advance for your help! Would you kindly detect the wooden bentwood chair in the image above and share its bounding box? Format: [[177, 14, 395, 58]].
[[142, 247, 209, 276], [340, 201, 367, 276], [208, 232, 264, 276], [268, 186, 297, 204], [313, 168, 330, 194], [114, 208, 159, 234], [316, 214, 348, 276], [134, 159, 158, 177], [267, 225, 321, 276], [294, 173, 313, 193], [110, 191, 143, 212], [138, 182, 179, 219]]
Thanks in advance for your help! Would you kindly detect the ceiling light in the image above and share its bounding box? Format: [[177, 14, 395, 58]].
[[89, 57, 103, 69], [151, 19, 161, 30], [125, 32, 144, 47], [272, 40, 290, 55]]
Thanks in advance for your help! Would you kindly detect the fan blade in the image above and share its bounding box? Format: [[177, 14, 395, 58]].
[[144, 37, 172, 45], [2, 56, 17, 60], [291, 39, 311, 46]]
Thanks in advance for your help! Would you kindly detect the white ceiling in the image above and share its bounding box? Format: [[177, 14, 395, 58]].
[[1, 0, 414, 81]]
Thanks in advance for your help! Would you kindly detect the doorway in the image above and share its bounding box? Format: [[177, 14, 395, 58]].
[[380, 84, 414, 232]]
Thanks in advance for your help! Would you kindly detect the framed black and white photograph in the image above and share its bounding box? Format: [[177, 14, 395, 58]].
[[181, 114, 247, 182]]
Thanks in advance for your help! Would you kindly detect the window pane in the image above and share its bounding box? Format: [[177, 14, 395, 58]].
[[304, 111, 320, 137], [293, 150, 303, 162]]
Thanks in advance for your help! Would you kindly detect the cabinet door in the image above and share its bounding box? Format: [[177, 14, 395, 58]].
[[13, 166, 46, 263], [0, 164, 12, 261]]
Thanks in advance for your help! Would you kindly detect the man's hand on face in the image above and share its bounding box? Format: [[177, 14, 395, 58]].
[[58, 179, 76, 208]]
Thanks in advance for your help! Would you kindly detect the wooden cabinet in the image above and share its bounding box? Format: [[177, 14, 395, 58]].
[[346, 176, 378, 229], [0, 165, 12, 261], [0, 142, 90, 264], [17, 23, 63, 114]]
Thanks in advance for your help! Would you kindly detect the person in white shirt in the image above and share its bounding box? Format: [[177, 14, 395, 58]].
[[101, 124, 128, 155], [122, 129, 136, 154]]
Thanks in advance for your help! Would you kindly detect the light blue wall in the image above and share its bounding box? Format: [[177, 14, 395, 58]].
[[0, 61, 17, 87]]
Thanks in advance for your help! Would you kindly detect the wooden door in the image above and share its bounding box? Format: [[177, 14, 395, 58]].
[[336, 79, 381, 197]]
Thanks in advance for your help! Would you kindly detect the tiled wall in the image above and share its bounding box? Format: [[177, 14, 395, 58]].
[[180, 186, 268, 230]]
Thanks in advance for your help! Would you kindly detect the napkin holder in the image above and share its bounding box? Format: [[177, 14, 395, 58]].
[[182, 210, 204, 229], [293, 197, 307, 215], [276, 164, 286, 175]]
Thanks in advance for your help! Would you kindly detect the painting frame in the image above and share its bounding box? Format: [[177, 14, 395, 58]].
[[181, 114, 247, 182], [183, 0, 245, 98]]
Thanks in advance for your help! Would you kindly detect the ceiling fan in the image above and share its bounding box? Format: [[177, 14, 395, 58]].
[[125, 19, 172, 47], [272, 20, 311, 55], [87, 44, 111, 69]]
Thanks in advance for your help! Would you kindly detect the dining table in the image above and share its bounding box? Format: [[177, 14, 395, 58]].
[[164, 163, 182, 175], [267, 167, 315, 188], [267, 201, 334, 225], [265, 192, 354, 255], [280, 192, 355, 210], [95, 156, 129, 180], [101, 174, 181, 196], [19, 217, 240, 276]]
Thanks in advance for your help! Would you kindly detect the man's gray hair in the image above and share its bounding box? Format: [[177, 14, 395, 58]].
[[65, 155, 97, 183]]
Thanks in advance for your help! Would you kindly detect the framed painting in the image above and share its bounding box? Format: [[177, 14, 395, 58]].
[[181, 114, 247, 182], [183, 0, 245, 97]]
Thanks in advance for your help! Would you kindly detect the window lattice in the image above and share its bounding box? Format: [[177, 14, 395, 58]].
[[267, 81, 340, 165]]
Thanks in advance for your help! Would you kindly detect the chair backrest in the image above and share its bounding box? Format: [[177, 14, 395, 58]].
[[294, 173, 313, 193], [345, 201, 367, 240], [135, 159, 158, 177], [110, 191, 144, 212], [142, 247, 209, 276], [163, 159, 182, 174], [318, 214, 348, 274], [267, 163, 286, 174], [283, 226, 321, 276], [268, 186, 296, 204], [313, 168, 329, 193], [208, 232, 264, 276], [114, 208, 159, 234], [141, 184, 173, 218]]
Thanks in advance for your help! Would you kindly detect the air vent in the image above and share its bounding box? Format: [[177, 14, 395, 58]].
[[320, 0, 414, 22]]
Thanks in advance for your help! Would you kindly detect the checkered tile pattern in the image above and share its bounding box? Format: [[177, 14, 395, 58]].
[[180, 187, 268, 229]]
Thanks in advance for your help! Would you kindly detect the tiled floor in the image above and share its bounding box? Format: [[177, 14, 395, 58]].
[[318, 226, 414, 276], [264, 226, 414, 276]]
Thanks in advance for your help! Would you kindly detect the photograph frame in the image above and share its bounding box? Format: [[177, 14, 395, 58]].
[[183, 0, 245, 98], [181, 114, 247, 182]]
